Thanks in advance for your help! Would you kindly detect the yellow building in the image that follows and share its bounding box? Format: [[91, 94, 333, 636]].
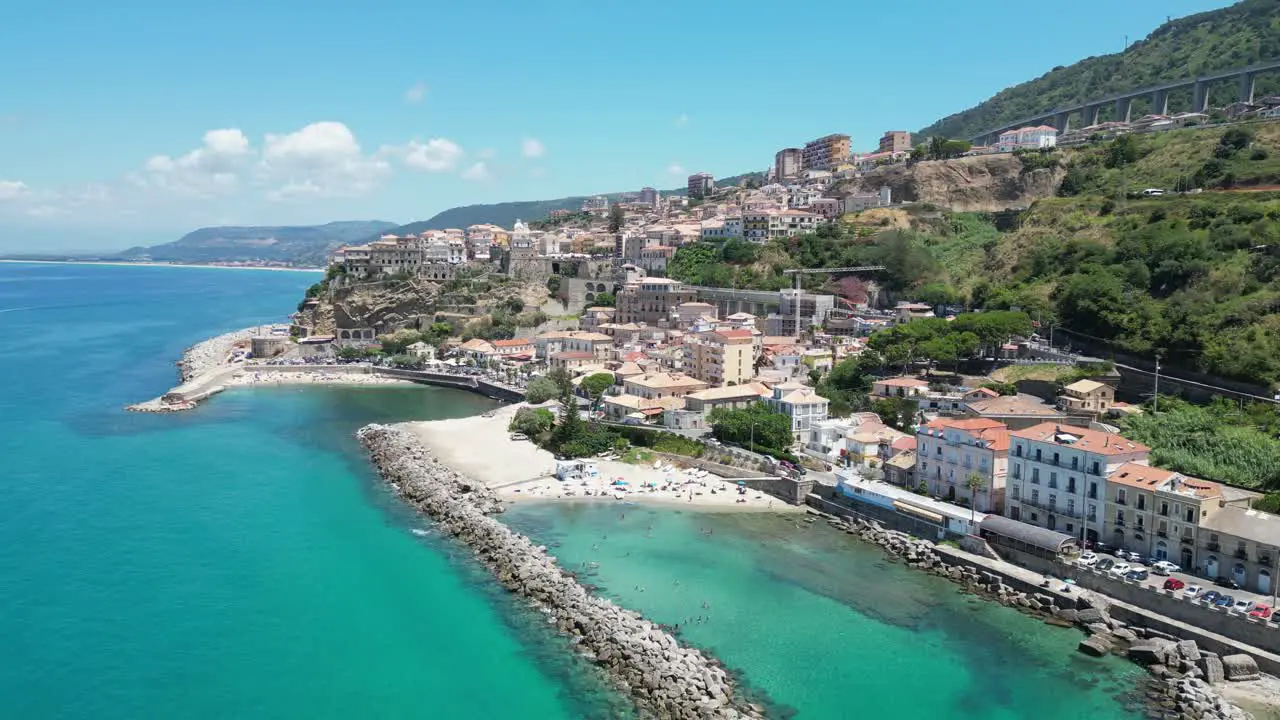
[[685, 329, 755, 387]]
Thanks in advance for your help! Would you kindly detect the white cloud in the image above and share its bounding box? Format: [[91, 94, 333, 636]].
[[0, 180, 29, 200], [259, 121, 389, 200], [142, 129, 253, 196], [461, 162, 491, 181], [521, 137, 545, 158], [674, 114, 689, 127], [387, 138, 464, 172], [667, 163, 686, 176], [404, 81, 427, 104]]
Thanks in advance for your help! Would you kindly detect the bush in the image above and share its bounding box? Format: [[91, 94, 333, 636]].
[[1250, 148, 1269, 162], [525, 376, 560, 404], [509, 407, 555, 438]]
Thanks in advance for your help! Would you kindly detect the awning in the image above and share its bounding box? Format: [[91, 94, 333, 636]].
[[893, 500, 944, 523]]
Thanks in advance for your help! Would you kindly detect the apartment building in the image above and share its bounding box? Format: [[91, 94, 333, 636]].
[[1058, 379, 1114, 416], [765, 381, 830, 441], [1199, 506, 1280, 594], [615, 278, 698, 325], [683, 383, 771, 415], [742, 209, 820, 241], [802, 134, 851, 172], [774, 148, 803, 179], [639, 186, 659, 207], [687, 172, 715, 200], [1103, 462, 1224, 572], [879, 131, 912, 154], [915, 418, 1009, 512], [685, 329, 754, 386], [1005, 423, 1150, 541], [996, 125, 1058, 152], [622, 372, 708, 400]]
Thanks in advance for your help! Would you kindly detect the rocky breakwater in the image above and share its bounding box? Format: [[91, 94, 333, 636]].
[[830, 515, 1252, 720], [358, 423, 767, 720]]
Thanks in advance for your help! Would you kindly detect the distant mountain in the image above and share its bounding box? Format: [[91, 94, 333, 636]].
[[376, 171, 765, 238], [917, 0, 1280, 141], [115, 220, 396, 267]]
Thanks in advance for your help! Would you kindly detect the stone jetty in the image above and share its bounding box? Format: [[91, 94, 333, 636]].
[[831, 514, 1251, 720], [358, 423, 767, 720]]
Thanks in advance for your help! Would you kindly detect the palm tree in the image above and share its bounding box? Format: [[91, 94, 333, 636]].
[[964, 472, 987, 524]]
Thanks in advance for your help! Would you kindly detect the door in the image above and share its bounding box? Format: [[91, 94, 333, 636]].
[[1206, 555, 1219, 579], [1047, 514, 1057, 531], [1260, 569, 1272, 596], [1155, 541, 1168, 561], [1232, 563, 1247, 587], [1180, 547, 1193, 570]]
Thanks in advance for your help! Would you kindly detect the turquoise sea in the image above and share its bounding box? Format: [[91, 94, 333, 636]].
[[0, 262, 1146, 719]]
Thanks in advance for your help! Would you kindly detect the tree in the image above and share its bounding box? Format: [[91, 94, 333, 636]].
[[525, 376, 560, 404], [593, 292, 616, 307], [707, 403, 793, 455], [608, 205, 625, 234], [509, 407, 555, 438], [580, 372, 615, 410], [964, 472, 987, 522], [872, 398, 917, 431]]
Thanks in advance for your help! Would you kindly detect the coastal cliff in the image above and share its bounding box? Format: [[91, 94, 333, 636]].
[[357, 424, 767, 720]]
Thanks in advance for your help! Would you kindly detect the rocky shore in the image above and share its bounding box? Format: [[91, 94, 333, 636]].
[[178, 325, 272, 381], [834, 514, 1253, 720], [358, 423, 767, 720]]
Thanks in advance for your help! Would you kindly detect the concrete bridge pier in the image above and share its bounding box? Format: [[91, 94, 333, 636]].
[[1114, 97, 1132, 124], [1193, 81, 1210, 113], [1239, 72, 1256, 104], [1054, 112, 1071, 134], [1083, 104, 1102, 127], [1151, 89, 1169, 116]]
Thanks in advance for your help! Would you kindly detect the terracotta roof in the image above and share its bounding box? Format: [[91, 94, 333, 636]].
[[919, 417, 1010, 451], [1108, 462, 1222, 499], [1010, 422, 1149, 456], [713, 329, 755, 340], [460, 338, 494, 351], [492, 338, 532, 348], [891, 436, 917, 452]]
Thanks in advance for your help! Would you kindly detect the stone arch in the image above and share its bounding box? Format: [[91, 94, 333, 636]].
[[1232, 563, 1247, 587], [340, 330, 351, 339], [1206, 555, 1219, 579], [363, 329, 374, 339], [585, 292, 595, 303], [1155, 540, 1168, 561], [1259, 568, 1272, 595]]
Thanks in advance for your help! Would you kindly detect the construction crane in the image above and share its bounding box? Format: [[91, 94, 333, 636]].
[[781, 266, 886, 338]]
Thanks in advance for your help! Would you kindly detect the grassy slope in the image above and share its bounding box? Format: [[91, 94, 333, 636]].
[[918, 0, 1280, 140]]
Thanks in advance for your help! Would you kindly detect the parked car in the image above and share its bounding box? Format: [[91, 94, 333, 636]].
[[1077, 552, 1098, 567], [1214, 576, 1241, 590], [1142, 188, 1165, 196], [1233, 599, 1256, 614], [1125, 568, 1150, 582], [1248, 604, 1272, 620], [1214, 594, 1236, 608], [1163, 578, 1186, 591], [1200, 590, 1221, 605], [1108, 562, 1131, 577], [510, 433, 528, 441], [1097, 558, 1115, 572], [1151, 560, 1181, 576]]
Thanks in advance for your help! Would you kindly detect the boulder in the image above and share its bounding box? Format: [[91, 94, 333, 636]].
[[1053, 607, 1079, 623], [1076, 608, 1105, 624], [1111, 627, 1139, 643], [1128, 640, 1177, 666], [1197, 655, 1224, 684], [1221, 654, 1260, 682], [1078, 635, 1113, 657], [1176, 640, 1201, 662]]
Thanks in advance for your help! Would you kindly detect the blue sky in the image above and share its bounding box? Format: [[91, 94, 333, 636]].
[[0, 0, 1236, 251]]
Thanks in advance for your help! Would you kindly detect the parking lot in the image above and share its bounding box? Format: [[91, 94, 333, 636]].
[[1080, 549, 1279, 619]]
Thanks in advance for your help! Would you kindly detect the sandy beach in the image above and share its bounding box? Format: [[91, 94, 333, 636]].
[[226, 369, 415, 387], [404, 403, 799, 513]]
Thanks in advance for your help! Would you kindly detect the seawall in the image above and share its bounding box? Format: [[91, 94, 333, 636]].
[[357, 423, 766, 720]]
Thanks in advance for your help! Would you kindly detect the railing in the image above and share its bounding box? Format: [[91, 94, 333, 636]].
[[1115, 498, 1126, 506], [1207, 542, 1221, 551], [1235, 549, 1249, 560], [1157, 530, 1168, 538], [1019, 498, 1083, 519], [1181, 535, 1195, 545], [1261, 556, 1274, 567]]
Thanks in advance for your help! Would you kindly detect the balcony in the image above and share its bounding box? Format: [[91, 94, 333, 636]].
[[1115, 498, 1126, 506], [1235, 549, 1249, 560], [1157, 530, 1168, 538], [1019, 497, 1082, 519], [1207, 542, 1221, 552], [1261, 556, 1274, 567], [1114, 519, 1125, 527], [1181, 535, 1194, 545]]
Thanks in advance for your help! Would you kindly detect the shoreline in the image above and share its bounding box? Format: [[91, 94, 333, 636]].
[[0, 259, 323, 273], [405, 403, 797, 513]]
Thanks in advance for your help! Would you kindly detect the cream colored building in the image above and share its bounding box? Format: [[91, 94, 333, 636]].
[[685, 329, 755, 387], [622, 372, 708, 400], [1058, 379, 1114, 415]]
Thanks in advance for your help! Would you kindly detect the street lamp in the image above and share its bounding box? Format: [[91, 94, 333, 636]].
[[749, 420, 757, 453]]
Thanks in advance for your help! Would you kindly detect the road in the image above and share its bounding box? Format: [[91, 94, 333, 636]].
[[1085, 549, 1279, 615]]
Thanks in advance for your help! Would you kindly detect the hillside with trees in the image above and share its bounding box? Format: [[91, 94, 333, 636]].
[[917, 0, 1280, 140]]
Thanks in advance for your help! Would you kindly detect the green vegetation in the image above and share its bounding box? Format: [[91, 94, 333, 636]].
[[524, 376, 560, 404], [707, 403, 793, 459], [910, 137, 972, 161], [872, 397, 917, 432], [592, 292, 616, 307], [540, 369, 620, 459], [867, 311, 1033, 372], [1118, 398, 1280, 490], [917, 0, 1280, 140], [508, 407, 555, 440], [579, 372, 615, 410]]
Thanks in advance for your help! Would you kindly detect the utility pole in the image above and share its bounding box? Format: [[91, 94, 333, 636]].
[[1153, 353, 1162, 413]]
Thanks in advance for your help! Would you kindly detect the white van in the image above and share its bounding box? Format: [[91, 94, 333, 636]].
[[1142, 188, 1165, 197]]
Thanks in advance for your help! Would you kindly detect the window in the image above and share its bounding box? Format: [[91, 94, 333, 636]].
[[1137, 495, 1146, 511], [1116, 510, 1125, 526], [1031, 468, 1040, 484], [1067, 498, 1075, 514], [1052, 452, 1060, 466], [1071, 457, 1079, 471], [1030, 512, 1039, 522], [1048, 493, 1057, 509], [1117, 489, 1127, 505], [1066, 523, 1074, 533], [1015, 444, 1023, 457], [1067, 478, 1076, 494], [1011, 486, 1020, 500], [1088, 504, 1096, 522], [1090, 461, 1100, 475], [1031, 489, 1039, 504], [1012, 465, 1021, 479], [1160, 502, 1169, 517], [1049, 472, 1058, 489], [1185, 508, 1194, 523], [1088, 482, 1098, 500], [1035, 448, 1042, 462]]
